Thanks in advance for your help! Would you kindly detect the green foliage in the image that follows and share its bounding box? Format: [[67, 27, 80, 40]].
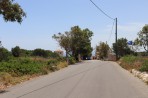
[[48, 51, 60, 58], [96, 42, 109, 59], [135, 25, 148, 53], [0, 56, 68, 76], [120, 55, 148, 72], [47, 59, 59, 71], [32, 49, 49, 58], [0, 58, 45, 76], [20, 49, 33, 57], [113, 38, 134, 58], [0, 46, 69, 86], [140, 60, 148, 72], [120, 55, 141, 70], [47, 59, 58, 65], [71, 26, 93, 60], [68, 57, 76, 64], [11, 46, 21, 57], [0, 0, 26, 23], [0, 47, 10, 61], [53, 26, 93, 60], [121, 55, 139, 65]]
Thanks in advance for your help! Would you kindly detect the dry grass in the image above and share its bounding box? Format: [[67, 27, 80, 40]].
[[120, 55, 148, 72], [57, 61, 68, 69], [120, 58, 141, 70], [0, 72, 41, 90], [30, 57, 49, 62]]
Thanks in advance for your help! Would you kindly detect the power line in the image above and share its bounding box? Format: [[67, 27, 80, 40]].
[[108, 20, 115, 42], [89, 0, 114, 20]]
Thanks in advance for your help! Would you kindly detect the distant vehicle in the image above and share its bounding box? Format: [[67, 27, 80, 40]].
[[83, 56, 91, 60]]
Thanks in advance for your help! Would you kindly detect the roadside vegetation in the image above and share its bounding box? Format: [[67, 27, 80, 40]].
[[53, 26, 93, 61], [0, 46, 73, 89], [0, 25, 92, 90], [119, 55, 148, 72], [118, 25, 148, 73]]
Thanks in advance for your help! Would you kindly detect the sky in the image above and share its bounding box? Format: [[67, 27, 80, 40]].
[[0, 0, 148, 53]]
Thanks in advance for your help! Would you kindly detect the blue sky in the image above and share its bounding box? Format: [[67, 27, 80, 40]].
[[0, 0, 148, 52]]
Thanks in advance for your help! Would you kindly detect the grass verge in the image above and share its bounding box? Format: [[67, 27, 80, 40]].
[[119, 55, 148, 72], [0, 57, 68, 89]]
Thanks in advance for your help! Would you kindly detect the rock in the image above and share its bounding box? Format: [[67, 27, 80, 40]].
[[142, 74, 148, 83], [131, 69, 148, 84]]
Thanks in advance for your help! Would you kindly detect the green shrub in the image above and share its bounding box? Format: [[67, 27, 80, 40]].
[[48, 52, 60, 58], [68, 57, 76, 64], [0, 48, 10, 61], [47, 59, 58, 65], [121, 55, 139, 64], [20, 49, 33, 57], [11, 46, 21, 57], [32, 49, 49, 58], [0, 58, 45, 76], [140, 60, 148, 72], [47, 59, 59, 71], [119, 55, 141, 70]]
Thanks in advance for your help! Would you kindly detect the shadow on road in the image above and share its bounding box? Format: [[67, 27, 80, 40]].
[[0, 90, 8, 94]]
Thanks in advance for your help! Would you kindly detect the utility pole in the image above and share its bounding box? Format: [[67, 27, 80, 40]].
[[115, 18, 118, 60]]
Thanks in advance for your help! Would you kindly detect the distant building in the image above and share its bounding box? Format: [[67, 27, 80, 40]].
[[54, 49, 64, 57]]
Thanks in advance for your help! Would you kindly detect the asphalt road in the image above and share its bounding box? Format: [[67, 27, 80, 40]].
[[1, 60, 148, 98]]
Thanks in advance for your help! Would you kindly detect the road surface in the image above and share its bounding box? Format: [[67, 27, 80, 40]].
[[0, 60, 148, 98]]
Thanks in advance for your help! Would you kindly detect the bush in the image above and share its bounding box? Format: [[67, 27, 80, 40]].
[[11, 46, 21, 57], [47, 59, 58, 65], [120, 55, 141, 70], [0, 58, 45, 76], [0, 48, 10, 61], [48, 52, 60, 58], [140, 60, 148, 72], [21, 49, 33, 57], [121, 55, 139, 64], [32, 49, 49, 58], [68, 57, 76, 64], [57, 61, 68, 69], [47, 59, 59, 71]]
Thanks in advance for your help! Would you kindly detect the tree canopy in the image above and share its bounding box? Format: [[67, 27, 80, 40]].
[[11, 46, 21, 57], [53, 26, 93, 60], [0, 0, 26, 23], [113, 38, 134, 57], [135, 25, 148, 53], [96, 42, 109, 59]]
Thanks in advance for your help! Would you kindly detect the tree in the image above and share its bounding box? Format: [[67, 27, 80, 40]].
[[135, 25, 148, 53], [113, 38, 134, 57], [0, 0, 26, 23], [11, 46, 21, 57], [0, 47, 10, 61], [32, 48, 49, 58], [96, 42, 109, 59], [71, 27, 93, 60], [53, 26, 93, 60], [53, 32, 71, 61]]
